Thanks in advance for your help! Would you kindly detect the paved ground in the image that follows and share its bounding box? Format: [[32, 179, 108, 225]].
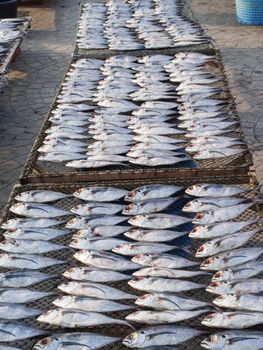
[[0, 0, 262, 213], [188, 0, 263, 183], [0, 0, 80, 211]]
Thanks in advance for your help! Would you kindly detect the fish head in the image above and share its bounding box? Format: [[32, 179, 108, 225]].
[[212, 269, 231, 282], [185, 184, 204, 196], [65, 217, 85, 229], [73, 187, 90, 199], [122, 203, 137, 215], [201, 312, 223, 327], [206, 281, 229, 295], [15, 191, 33, 202], [201, 333, 226, 350], [195, 242, 212, 258], [200, 256, 217, 270], [135, 293, 155, 307], [213, 294, 238, 308], [70, 204, 85, 214], [193, 211, 209, 225], [52, 295, 73, 308], [124, 189, 143, 202], [132, 253, 152, 266], [125, 228, 143, 240], [182, 200, 199, 212], [128, 276, 145, 286], [10, 202, 25, 211], [189, 225, 207, 238], [34, 336, 60, 350], [123, 330, 146, 347], [0, 238, 18, 248], [63, 267, 83, 279], [37, 309, 59, 323]]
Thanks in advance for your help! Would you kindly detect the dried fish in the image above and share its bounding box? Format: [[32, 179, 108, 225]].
[[135, 292, 209, 310]]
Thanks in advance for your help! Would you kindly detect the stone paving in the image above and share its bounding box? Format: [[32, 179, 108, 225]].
[[0, 0, 262, 214], [188, 0, 263, 183], [0, 0, 80, 212]]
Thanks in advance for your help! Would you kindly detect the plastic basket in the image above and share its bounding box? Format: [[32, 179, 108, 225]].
[[236, 0, 263, 25]]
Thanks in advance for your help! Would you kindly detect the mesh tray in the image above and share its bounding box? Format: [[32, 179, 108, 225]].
[[0, 177, 262, 350], [20, 49, 252, 185], [74, 1, 214, 57], [0, 17, 31, 87]]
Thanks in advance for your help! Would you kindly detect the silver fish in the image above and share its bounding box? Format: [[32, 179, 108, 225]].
[[136, 292, 209, 310], [0, 253, 63, 270], [34, 333, 119, 350], [123, 326, 204, 348], [212, 261, 263, 282], [124, 228, 187, 242], [0, 321, 46, 341], [126, 309, 210, 325], [37, 308, 132, 328], [1, 218, 65, 229], [70, 237, 126, 251], [201, 331, 263, 350], [125, 185, 183, 202], [74, 250, 140, 271], [0, 304, 41, 320], [70, 203, 125, 216], [0, 271, 56, 288], [4, 227, 70, 241], [206, 279, 263, 295], [195, 229, 259, 258], [73, 187, 127, 202], [73, 225, 130, 238], [132, 253, 198, 269], [128, 276, 205, 293], [53, 295, 133, 313], [58, 281, 135, 300], [113, 242, 176, 256], [183, 197, 247, 213], [122, 198, 175, 215], [200, 248, 263, 271], [0, 288, 54, 303], [63, 266, 129, 282], [66, 216, 127, 229], [128, 214, 192, 229], [189, 220, 257, 239], [213, 294, 263, 312], [0, 239, 64, 254], [201, 311, 263, 329], [133, 267, 209, 279], [192, 202, 254, 225], [10, 203, 69, 218], [15, 190, 70, 203], [0, 346, 21, 350], [185, 184, 246, 197]]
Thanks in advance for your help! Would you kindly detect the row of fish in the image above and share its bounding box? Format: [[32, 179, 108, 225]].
[[0, 184, 262, 349], [164, 53, 246, 159], [31, 185, 210, 346], [38, 53, 244, 168], [0, 17, 30, 90], [77, 0, 209, 50], [183, 183, 263, 334]]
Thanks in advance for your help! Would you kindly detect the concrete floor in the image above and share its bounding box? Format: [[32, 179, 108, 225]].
[[0, 0, 80, 211]]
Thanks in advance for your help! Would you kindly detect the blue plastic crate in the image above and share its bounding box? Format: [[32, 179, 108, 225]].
[[236, 0, 263, 25]]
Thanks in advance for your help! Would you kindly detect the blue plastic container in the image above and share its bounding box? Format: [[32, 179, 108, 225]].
[[236, 0, 263, 25]]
